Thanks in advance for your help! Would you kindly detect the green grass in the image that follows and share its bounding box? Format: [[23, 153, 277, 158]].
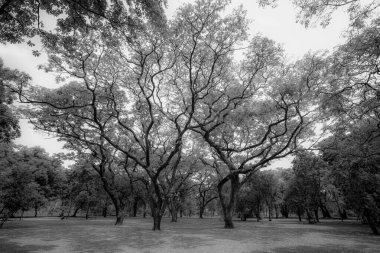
[[0, 217, 379, 252]]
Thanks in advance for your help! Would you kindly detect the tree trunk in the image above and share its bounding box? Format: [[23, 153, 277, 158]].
[[281, 204, 289, 218], [218, 175, 239, 229], [306, 208, 316, 224], [363, 208, 379, 235], [132, 197, 139, 217], [275, 204, 279, 219], [34, 206, 38, 217], [171, 208, 178, 222], [320, 204, 331, 218], [114, 206, 127, 225], [297, 207, 302, 222], [72, 207, 80, 217], [102, 205, 107, 218], [153, 214, 162, 230], [314, 208, 319, 223], [85, 205, 90, 220], [199, 206, 204, 219], [254, 204, 261, 222]]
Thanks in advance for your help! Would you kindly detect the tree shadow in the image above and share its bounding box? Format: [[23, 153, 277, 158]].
[[0, 240, 57, 253]]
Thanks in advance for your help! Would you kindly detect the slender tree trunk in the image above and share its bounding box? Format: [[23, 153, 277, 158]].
[[363, 208, 379, 235], [254, 204, 261, 222], [0, 213, 10, 228], [275, 204, 279, 219], [72, 207, 80, 217], [102, 205, 107, 218], [314, 208, 319, 223], [34, 206, 38, 217], [85, 204, 90, 220]]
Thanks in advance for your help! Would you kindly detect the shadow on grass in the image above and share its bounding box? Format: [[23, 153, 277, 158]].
[[0, 239, 57, 253]]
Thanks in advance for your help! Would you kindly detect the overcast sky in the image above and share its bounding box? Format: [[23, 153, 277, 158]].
[[1, 0, 350, 168]]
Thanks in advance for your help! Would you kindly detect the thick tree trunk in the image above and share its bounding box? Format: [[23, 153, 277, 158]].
[[199, 206, 204, 219], [218, 175, 239, 229], [114, 206, 127, 225], [153, 214, 162, 230]]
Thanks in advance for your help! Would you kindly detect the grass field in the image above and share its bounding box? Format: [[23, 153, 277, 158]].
[[0, 217, 379, 252]]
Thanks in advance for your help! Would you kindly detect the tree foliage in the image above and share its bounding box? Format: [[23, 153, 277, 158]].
[[0, 0, 167, 45]]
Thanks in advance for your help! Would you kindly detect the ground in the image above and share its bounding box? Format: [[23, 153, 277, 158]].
[[0, 217, 379, 253]]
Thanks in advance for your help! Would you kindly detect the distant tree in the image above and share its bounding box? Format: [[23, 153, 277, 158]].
[[0, 145, 66, 228], [285, 152, 328, 224], [320, 120, 380, 235], [192, 166, 218, 219]]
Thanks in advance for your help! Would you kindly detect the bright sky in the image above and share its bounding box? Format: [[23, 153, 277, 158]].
[[1, 0, 350, 168]]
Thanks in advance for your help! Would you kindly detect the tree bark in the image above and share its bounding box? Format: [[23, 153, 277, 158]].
[[218, 175, 239, 229], [153, 213, 162, 230], [115, 208, 126, 225], [199, 206, 204, 219]]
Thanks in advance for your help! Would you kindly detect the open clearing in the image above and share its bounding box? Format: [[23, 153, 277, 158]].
[[0, 217, 379, 253]]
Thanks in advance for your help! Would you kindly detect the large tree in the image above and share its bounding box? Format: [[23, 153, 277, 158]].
[[0, 145, 66, 228], [11, 0, 319, 230]]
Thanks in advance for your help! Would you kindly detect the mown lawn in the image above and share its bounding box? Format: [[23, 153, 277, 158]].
[[0, 217, 379, 252]]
